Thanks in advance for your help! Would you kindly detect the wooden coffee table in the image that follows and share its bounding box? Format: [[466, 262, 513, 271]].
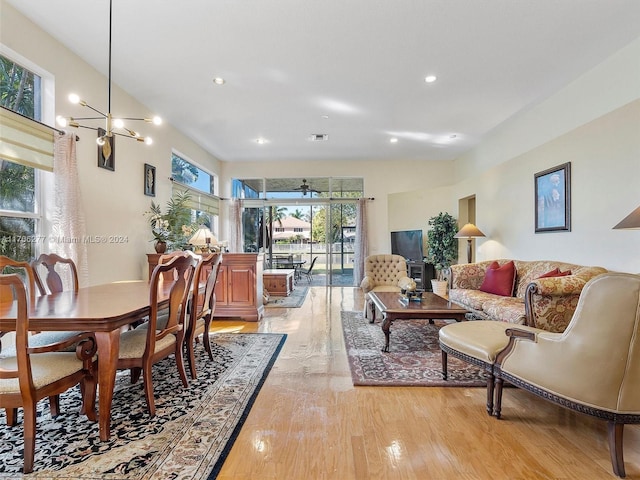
[[368, 291, 469, 352]]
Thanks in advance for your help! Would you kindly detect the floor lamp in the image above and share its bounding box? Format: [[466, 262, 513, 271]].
[[454, 223, 486, 263]]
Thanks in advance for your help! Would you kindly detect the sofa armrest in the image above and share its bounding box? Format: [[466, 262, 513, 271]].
[[524, 276, 588, 332]]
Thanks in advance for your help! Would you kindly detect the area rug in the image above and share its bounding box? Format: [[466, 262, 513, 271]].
[[0, 332, 286, 479], [341, 310, 487, 387], [264, 286, 309, 308]]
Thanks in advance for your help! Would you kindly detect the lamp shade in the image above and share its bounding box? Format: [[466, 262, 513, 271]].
[[189, 226, 218, 247], [613, 206, 640, 229], [454, 223, 486, 238]]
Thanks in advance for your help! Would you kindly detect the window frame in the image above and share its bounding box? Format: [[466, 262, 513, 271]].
[[0, 44, 55, 259]]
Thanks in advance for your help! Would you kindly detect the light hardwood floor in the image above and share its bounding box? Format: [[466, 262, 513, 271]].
[[212, 286, 640, 480]]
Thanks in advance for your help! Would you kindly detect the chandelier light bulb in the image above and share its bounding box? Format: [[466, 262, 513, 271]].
[[96, 136, 106, 146], [145, 137, 153, 145], [68, 93, 80, 104], [113, 118, 124, 129], [56, 115, 68, 127], [152, 116, 162, 125]]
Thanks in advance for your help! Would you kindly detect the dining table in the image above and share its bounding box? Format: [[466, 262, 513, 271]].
[[0, 280, 169, 442]]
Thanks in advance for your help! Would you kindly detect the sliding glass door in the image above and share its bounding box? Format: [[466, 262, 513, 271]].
[[234, 177, 363, 287]]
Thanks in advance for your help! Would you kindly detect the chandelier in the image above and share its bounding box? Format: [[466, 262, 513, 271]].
[[55, 0, 161, 160]]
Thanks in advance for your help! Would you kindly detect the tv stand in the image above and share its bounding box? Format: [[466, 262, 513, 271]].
[[406, 260, 435, 291]]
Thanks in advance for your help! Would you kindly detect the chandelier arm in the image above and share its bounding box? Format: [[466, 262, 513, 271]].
[[82, 103, 108, 117]]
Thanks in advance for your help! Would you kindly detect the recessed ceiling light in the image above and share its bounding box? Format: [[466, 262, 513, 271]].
[[390, 138, 398, 143], [321, 114, 329, 119], [449, 134, 457, 139], [256, 137, 267, 144], [424, 75, 437, 83], [213, 77, 225, 85]]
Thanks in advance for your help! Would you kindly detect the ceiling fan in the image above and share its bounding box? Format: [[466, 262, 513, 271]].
[[294, 179, 320, 196]]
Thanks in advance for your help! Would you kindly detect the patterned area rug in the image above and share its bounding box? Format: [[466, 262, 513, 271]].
[[264, 286, 309, 308], [0, 333, 286, 479], [341, 311, 487, 387]]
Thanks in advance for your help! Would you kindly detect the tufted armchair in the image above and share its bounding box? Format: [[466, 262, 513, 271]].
[[360, 254, 412, 321], [494, 272, 640, 478]]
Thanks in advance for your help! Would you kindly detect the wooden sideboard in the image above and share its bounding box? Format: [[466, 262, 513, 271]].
[[214, 253, 264, 322], [146, 252, 264, 322]]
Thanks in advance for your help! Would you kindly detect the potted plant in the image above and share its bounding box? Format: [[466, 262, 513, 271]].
[[144, 191, 193, 253], [425, 212, 458, 295]]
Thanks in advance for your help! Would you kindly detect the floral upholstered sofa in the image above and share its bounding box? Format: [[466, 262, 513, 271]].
[[448, 260, 607, 332]]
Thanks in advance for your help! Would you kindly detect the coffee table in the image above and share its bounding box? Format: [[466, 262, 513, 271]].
[[368, 291, 469, 352]]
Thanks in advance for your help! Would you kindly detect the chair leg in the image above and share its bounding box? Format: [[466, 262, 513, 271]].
[[186, 339, 197, 380], [81, 372, 98, 422], [486, 374, 495, 416], [130, 367, 142, 384], [142, 361, 156, 417], [608, 422, 626, 478], [175, 334, 189, 388], [6, 407, 18, 426], [441, 350, 448, 380], [22, 401, 36, 474], [494, 377, 504, 419], [48, 395, 61, 417], [203, 317, 214, 361]]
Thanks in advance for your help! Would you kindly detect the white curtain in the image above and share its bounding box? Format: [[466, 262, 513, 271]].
[[52, 132, 88, 287], [228, 199, 242, 253], [353, 198, 368, 286]]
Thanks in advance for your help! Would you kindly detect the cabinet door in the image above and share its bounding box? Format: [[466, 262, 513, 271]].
[[227, 266, 255, 306], [214, 265, 229, 305]]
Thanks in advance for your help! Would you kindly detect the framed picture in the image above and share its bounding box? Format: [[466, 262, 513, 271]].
[[144, 163, 156, 197], [97, 128, 115, 171], [535, 162, 571, 233]]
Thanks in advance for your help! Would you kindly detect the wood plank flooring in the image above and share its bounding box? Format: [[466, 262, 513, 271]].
[[212, 286, 640, 479]]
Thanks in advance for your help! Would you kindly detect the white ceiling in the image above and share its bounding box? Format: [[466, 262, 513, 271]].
[[6, 0, 640, 164]]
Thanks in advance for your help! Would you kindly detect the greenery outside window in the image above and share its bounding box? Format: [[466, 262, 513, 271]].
[[0, 50, 51, 261], [170, 151, 220, 234]]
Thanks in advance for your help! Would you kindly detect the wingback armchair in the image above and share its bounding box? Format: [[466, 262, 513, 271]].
[[360, 254, 412, 321], [494, 272, 640, 478]]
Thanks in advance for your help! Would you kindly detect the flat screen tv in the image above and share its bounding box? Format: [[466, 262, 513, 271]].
[[390, 230, 424, 262]]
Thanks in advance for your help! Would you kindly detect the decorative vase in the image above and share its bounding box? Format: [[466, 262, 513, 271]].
[[154, 241, 167, 254], [431, 279, 448, 297]]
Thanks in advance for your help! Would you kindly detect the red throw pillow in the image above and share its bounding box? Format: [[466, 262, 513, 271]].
[[538, 268, 572, 278], [479, 261, 516, 296]]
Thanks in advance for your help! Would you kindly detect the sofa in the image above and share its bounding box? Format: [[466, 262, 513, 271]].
[[448, 259, 607, 332]]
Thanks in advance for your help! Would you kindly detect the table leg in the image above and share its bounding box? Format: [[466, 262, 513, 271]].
[[94, 329, 120, 441], [381, 314, 393, 352]]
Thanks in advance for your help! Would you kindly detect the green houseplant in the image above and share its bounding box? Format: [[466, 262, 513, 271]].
[[425, 212, 458, 293], [144, 191, 193, 252]]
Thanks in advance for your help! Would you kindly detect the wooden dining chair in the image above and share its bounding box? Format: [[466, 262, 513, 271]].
[[185, 252, 223, 379], [31, 253, 79, 295], [117, 253, 195, 417], [0, 273, 98, 474], [0, 255, 37, 308]]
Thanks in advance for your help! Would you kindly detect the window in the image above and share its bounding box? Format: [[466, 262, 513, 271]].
[[0, 49, 52, 261], [170, 151, 220, 234]]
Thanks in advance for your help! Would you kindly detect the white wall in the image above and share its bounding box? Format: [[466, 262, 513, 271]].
[[2, 2, 222, 285], [452, 36, 640, 273]]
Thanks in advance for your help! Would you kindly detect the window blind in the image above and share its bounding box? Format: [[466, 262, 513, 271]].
[[0, 106, 54, 172], [171, 181, 220, 216]]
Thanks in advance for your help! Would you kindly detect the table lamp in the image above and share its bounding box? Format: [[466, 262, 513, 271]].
[[189, 226, 218, 253], [454, 223, 486, 263]]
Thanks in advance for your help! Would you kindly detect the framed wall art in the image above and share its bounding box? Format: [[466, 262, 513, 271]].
[[144, 163, 156, 197], [534, 162, 571, 233], [97, 128, 115, 171]]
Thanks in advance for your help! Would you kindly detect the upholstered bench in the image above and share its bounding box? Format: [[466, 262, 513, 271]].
[[439, 320, 541, 416]]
